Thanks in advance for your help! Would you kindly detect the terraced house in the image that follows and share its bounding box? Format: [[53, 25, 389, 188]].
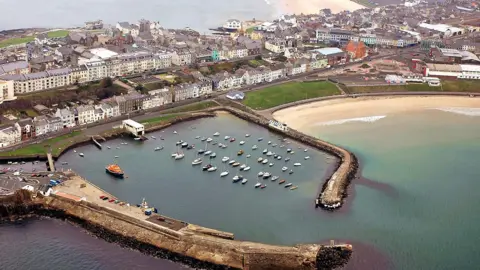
[[0, 68, 72, 94]]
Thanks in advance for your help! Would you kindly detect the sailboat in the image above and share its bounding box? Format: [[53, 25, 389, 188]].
[[220, 162, 229, 177], [242, 156, 251, 171], [232, 160, 243, 183], [192, 152, 203, 165]]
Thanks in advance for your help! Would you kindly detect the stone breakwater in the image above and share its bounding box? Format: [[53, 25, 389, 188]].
[[0, 190, 352, 270], [216, 103, 359, 210]]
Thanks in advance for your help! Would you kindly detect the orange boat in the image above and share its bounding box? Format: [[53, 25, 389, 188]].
[[105, 164, 124, 178]]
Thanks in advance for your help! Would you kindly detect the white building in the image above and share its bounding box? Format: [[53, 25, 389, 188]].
[[0, 61, 30, 76], [171, 50, 193, 66], [424, 63, 480, 79], [265, 39, 286, 53], [1, 68, 72, 94], [223, 19, 241, 31], [122, 119, 144, 137], [154, 53, 173, 69], [33, 116, 50, 136], [418, 23, 464, 38], [55, 108, 75, 128], [0, 79, 15, 103], [0, 125, 20, 147], [76, 105, 95, 125]]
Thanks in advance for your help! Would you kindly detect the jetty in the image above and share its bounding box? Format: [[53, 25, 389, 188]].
[[91, 135, 106, 149], [46, 152, 55, 172], [0, 174, 353, 269]]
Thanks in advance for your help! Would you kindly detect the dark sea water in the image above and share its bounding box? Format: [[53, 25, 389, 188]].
[[2, 110, 480, 270]]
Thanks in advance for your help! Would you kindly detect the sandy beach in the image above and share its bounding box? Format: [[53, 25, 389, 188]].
[[273, 96, 480, 130], [279, 0, 364, 14]]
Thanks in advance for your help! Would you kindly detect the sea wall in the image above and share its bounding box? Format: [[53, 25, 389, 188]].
[[0, 191, 352, 270], [215, 102, 358, 210]]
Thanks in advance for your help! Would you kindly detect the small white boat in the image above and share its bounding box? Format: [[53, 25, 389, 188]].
[[287, 148, 292, 153], [245, 134, 250, 137], [257, 157, 263, 162], [213, 132, 220, 136], [294, 163, 302, 167], [134, 137, 141, 141], [240, 164, 246, 169], [233, 175, 242, 181], [262, 159, 268, 164], [79, 153, 84, 157], [290, 151, 295, 154], [252, 145, 258, 150], [154, 146, 163, 151], [282, 167, 288, 172], [73, 150, 77, 153], [243, 166, 251, 171], [258, 172, 264, 177], [285, 183, 293, 188], [224, 136, 230, 140], [271, 176, 279, 181], [192, 158, 203, 165], [285, 157, 290, 162], [220, 171, 229, 177], [266, 151, 273, 156], [239, 141, 245, 145], [272, 144, 277, 147], [255, 183, 262, 188], [280, 145, 285, 148], [195, 136, 200, 139], [304, 149, 308, 152], [229, 160, 236, 165], [172, 153, 178, 157], [115, 156, 119, 158], [206, 138, 213, 142], [262, 149, 268, 154], [269, 163, 274, 167], [262, 172, 271, 179], [276, 156, 282, 160], [267, 141, 272, 145], [116, 147, 120, 149], [207, 166, 217, 172], [204, 150, 212, 155], [304, 156, 310, 160], [241, 179, 248, 184], [258, 138, 263, 141], [175, 153, 185, 160], [210, 152, 217, 158], [106, 146, 111, 149], [222, 156, 230, 162], [173, 131, 178, 134], [246, 154, 251, 158]]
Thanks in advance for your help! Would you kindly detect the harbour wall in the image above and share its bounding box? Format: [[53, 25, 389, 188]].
[[0, 191, 352, 270]]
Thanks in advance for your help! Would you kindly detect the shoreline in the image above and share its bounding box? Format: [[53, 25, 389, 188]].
[[273, 96, 480, 132], [279, 0, 364, 14]]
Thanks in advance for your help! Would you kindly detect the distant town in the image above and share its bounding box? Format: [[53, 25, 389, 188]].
[[0, 0, 479, 148]]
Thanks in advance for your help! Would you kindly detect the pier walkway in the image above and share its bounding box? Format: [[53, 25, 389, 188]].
[[47, 152, 55, 172]]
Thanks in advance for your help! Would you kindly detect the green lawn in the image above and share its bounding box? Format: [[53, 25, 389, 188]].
[[0, 30, 69, 48], [348, 80, 480, 94], [0, 131, 82, 157], [243, 81, 341, 110]]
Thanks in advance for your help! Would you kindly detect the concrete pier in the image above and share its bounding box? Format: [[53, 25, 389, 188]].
[[46, 152, 55, 172]]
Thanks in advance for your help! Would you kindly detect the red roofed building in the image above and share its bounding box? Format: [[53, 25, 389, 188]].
[[344, 40, 368, 60]]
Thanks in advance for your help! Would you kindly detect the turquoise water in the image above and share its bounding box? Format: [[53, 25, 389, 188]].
[[52, 111, 480, 269]]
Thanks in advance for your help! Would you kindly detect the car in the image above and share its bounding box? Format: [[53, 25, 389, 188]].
[[99, 195, 106, 199], [108, 199, 115, 203], [102, 197, 109, 201]]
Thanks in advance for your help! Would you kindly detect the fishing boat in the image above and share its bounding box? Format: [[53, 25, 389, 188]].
[[282, 166, 288, 172], [257, 157, 263, 163], [204, 150, 212, 156], [224, 135, 230, 140], [192, 158, 203, 165], [252, 145, 258, 150], [279, 180, 286, 184], [268, 141, 272, 145], [262, 159, 268, 164], [258, 138, 263, 141], [289, 170, 294, 174], [262, 172, 271, 179], [269, 163, 274, 167], [262, 149, 268, 154], [207, 166, 217, 172], [257, 172, 264, 177], [237, 150, 244, 156], [187, 145, 194, 150], [304, 156, 310, 160], [229, 160, 236, 165], [222, 156, 230, 162], [213, 132, 220, 136], [206, 138, 213, 143], [245, 134, 250, 137], [294, 163, 301, 167], [271, 176, 279, 181], [202, 164, 212, 171], [210, 152, 217, 158], [241, 179, 248, 184], [260, 184, 267, 189], [285, 183, 293, 188], [239, 141, 245, 145], [285, 157, 290, 162], [230, 138, 236, 142], [255, 183, 262, 188], [79, 153, 84, 157], [290, 186, 298, 190], [181, 142, 188, 148], [105, 164, 124, 178], [232, 162, 240, 167]]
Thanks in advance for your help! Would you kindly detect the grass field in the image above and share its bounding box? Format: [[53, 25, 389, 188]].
[[0, 131, 82, 157], [347, 80, 480, 94], [243, 81, 341, 110], [0, 30, 69, 48]]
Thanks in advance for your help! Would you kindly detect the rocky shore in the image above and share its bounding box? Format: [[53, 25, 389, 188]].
[[0, 190, 352, 269]]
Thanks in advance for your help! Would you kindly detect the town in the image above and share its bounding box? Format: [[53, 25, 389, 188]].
[[0, 0, 479, 148]]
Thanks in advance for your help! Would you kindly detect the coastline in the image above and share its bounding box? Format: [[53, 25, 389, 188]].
[[273, 96, 480, 131], [279, 0, 364, 14]]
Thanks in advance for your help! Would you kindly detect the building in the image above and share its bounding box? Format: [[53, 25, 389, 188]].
[[418, 23, 464, 38], [33, 116, 50, 136], [15, 118, 35, 140], [311, 48, 347, 66], [265, 39, 286, 53], [344, 40, 368, 60], [85, 20, 103, 30], [316, 28, 356, 45], [171, 50, 193, 66], [1, 68, 72, 94], [114, 93, 144, 114], [424, 64, 480, 80], [54, 108, 75, 128], [226, 90, 245, 100], [0, 61, 29, 76], [0, 79, 15, 103], [148, 88, 173, 105], [224, 19, 242, 31], [155, 53, 173, 69], [0, 125, 21, 147], [76, 105, 95, 125], [47, 117, 63, 132], [174, 83, 198, 102]]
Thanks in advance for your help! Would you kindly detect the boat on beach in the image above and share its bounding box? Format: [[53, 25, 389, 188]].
[[105, 164, 124, 178]]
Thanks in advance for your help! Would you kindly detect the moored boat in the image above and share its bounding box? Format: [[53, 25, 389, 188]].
[[262, 159, 268, 164], [220, 171, 229, 177], [175, 153, 185, 160], [289, 170, 294, 174], [282, 166, 288, 172], [207, 166, 217, 172], [222, 156, 230, 162], [285, 157, 290, 162], [279, 180, 286, 184], [245, 134, 250, 137], [210, 152, 217, 158], [243, 166, 251, 171], [304, 156, 310, 160], [257, 157, 263, 163], [252, 145, 258, 150], [213, 132, 220, 136], [230, 138, 236, 142], [204, 150, 212, 156], [257, 171, 264, 177], [262, 149, 268, 154], [260, 184, 267, 189], [294, 163, 301, 167], [266, 151, 273, 156], [229, 160, 236, 165], [262, 172, 271, 179], [232, 162, 240, 167], [237, 150, 244, 156], [192, 158, 203, 165], [224, 135, 230, 140], [239, 141, 245, 145], [271, 176, 279, 181], [154, 146, 163, 151], [269, 163, 274, 167], [206, 138, 213, 142], [285, 183, 293, 188], [105, 164, 124, 178], [79, 153, 84, 157], [241, 179, 248, 184], [202, 164, 212, 171], [258, 138, 263, 141], [254, 183, 261, 188], [268, 141, 272, 145], [181, 142, 188, 148], [290, 186, 298, 190]]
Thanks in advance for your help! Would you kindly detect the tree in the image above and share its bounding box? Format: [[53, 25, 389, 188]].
[[99, 77, 113, 88], [135, 84, 144, 91]]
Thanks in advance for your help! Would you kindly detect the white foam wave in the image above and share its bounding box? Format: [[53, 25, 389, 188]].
[[434, 107, 480, 116], [318, 115, 387, 126]]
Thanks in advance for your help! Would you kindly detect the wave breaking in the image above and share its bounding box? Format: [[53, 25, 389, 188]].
[[434, 107, 480, 116], [317, 115, 386, 126]]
